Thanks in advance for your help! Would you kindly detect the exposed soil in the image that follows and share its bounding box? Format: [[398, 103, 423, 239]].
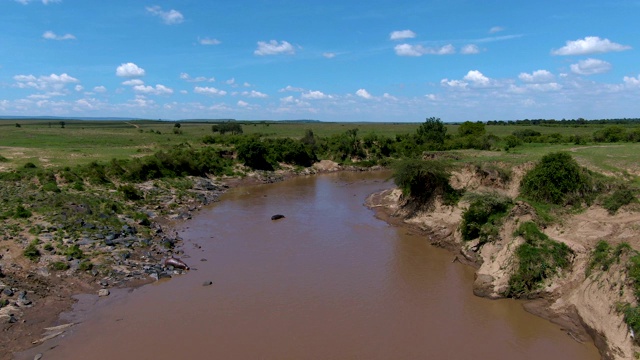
[[365, 164, 640, 360]]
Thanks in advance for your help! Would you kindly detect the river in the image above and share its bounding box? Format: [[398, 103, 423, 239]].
[[23, 171, 600, 359]]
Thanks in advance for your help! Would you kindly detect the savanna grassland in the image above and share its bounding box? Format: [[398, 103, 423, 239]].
[[1, 117, 640, 359]]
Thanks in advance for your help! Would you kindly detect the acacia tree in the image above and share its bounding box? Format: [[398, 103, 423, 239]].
[[416, 117, 446, 150]]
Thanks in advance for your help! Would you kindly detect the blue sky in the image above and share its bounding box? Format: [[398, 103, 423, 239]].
[[0, 0, 638, 122]]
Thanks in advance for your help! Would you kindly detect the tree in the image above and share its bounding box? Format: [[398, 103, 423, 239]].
[[174, 122, 181, 128], [416, 117, 446, 149], [59, 121, 66, 129], [458, 121, 485, 137]]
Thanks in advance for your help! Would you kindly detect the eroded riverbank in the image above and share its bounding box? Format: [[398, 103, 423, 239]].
[[17, 172, 599, 360]]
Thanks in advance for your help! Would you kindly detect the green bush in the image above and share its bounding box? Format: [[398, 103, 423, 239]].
[[587, 241, 632, 276], [50, 261, 70, 271], [78, 260, 93, 271], [23, 240, 41, 262], [392, 159, 461, 206], [520, 152, 596, 206], [65, 244, 84, 259], [236, 138, 273, 170], [119, 184, 143, 201], [460, 193, 512, 242], [603, 188, 637, 214], [14, 204, 32, 219], [506, 221, 573, 297]]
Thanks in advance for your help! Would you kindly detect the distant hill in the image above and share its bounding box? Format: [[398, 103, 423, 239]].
[[0, 116, 142, 121]]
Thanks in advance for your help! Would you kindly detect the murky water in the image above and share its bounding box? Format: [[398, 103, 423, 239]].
[[27, 172, 599, 359]]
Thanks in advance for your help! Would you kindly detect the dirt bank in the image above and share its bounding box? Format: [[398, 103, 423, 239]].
[[365, 164, 640, 360]]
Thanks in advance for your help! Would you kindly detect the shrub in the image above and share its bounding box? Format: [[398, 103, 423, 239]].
[[78, 260, 93, 271], [23, 162, 37, 169], [23, 240, 41, 262], [603, 188, 637, 214], [460, 193, 512, 242], [415, 117, 447, 150], [65, 244, 84, 259], [119, 184, 143, 201], [236, 138, 273, 170], [587, 241, 632, 276], [506, 221, 573, 297], [392, 159, 461, 206], [50, 261, 70, 271], [520, 152, 595, 206]]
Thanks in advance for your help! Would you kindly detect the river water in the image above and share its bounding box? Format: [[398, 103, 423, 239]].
[[29, 172, 599, 359]]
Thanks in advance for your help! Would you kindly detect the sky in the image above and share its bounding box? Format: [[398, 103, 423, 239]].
[[0, 0, 639, 122]]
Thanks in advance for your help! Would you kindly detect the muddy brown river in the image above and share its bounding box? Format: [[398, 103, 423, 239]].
[[21, 172, 600, 359]]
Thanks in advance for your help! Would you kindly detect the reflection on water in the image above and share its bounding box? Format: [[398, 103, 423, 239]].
[[33, 172, 599, 360]]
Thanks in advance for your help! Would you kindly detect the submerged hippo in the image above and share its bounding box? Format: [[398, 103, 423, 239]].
[[271, 214, 285, 220], [164, 257, 190, 270]]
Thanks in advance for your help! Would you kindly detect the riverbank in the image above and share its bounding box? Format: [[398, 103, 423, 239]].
[[1, 160, 377, 359], [365, 165, 640, 360]]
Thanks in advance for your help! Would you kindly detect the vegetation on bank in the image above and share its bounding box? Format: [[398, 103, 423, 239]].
[[506, 222, 574, 298]]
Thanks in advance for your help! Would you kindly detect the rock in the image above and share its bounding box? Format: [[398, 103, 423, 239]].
[[8, 314, 17, 323], [3, 288, 14, 297], [202, 281, 213, 286], [98, 289, 110, 297], [17, 291, 32, 306], [34, 354, 43, 360], [473, 274, 500, 299]]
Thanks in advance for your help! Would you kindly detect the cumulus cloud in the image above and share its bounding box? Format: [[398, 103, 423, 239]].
[[194, 86, 227, 96], [356, 89, 372, 99], [146, 6, 184, 25], [570, 58, 612, 75], [116, 63, 145, 78], [122, 79, 144, 86], [323, 52, 336, 58], [254, 40, 295, 55], [301, 90, 330, 99], [394, 44, 455, 56], [14, 73, 79, 91], [42, 31, 75, 40], [199, 37, 221, 45], [93, 86, 107, 93], [74, 85, 83, 92], [242, 90, 268, 98], [460, 44, 479, 54], [552, 36, 631, 55], [623, 75, 640, 87], [279, 85, 305, 92], [463, 70, 490, 86], [180, 73, 215, 82], [518, 70, 555, 83], [133, 84, 173, 95], [237, 100, 249, 107], [390, 30, 416, 41], [489, 26, 504, 34]]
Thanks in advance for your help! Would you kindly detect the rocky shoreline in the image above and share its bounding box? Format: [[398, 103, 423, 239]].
[[1, 161, 376, 359]]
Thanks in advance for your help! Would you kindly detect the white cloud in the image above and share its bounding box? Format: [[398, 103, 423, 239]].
[[225, 78, 235, 85], [518, 70, 555, 83], [133, 84, 173, 95], [237, 100, 249, 107], [122, 79, 144, 86], [301, 90, 330, 99], [463, 70, 490, 86], [623, 75, 640, 87], [254, 40, 295, 55], [242, 90, 268, 98], [570, 58, 612, 75], [279, 85, 305, 92], [356, 89, 372, 99], [93, 86, 107, 93], [194, 86, 227, 96], [460, 44, 479, 54], [74, 85, 83, 92], [146, 6, 184, 25], [552, 36, 631, 55], [199, 37, 221, 45], [14, 73, 79, 91], [440, 79, 468, 89], [526, 83, 562, 92], [390, 30, 416, 41], [180, 73, 215, 82], [425, 94, 438, 101], [323, 52, 336, 59], [383, 93, 397, 101], [394, 44, 455, 56], [489, 26, 504, 34], [116, 63, 145, 78], [42, 31, 75, 40]]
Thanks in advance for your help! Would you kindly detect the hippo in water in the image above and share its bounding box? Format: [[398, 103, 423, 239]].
[[164, 257, 190, 270], [271, 214, 285, 220]]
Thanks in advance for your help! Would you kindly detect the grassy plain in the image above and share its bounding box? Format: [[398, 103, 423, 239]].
[[1, 119, 639, 181]]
